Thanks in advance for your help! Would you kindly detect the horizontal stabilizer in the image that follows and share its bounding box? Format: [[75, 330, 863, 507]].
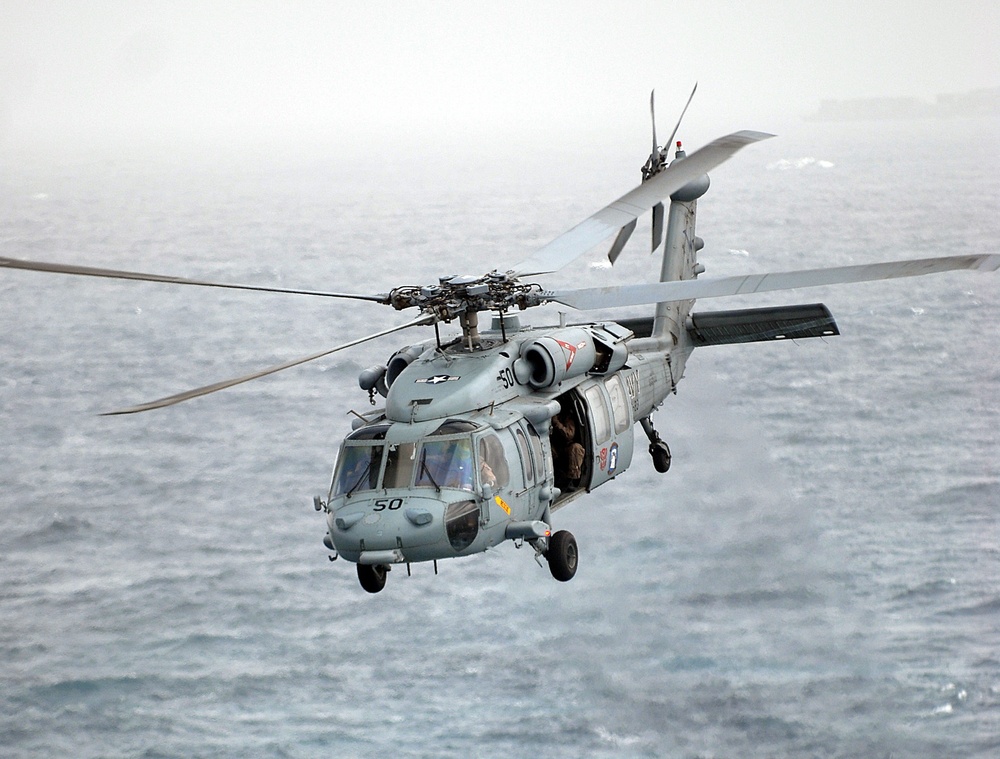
[[614, 316, 656, 338], [687, 303, 839, 346]]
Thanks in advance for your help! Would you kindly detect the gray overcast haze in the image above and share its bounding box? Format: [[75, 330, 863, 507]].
[[1, 1, 998, 155]]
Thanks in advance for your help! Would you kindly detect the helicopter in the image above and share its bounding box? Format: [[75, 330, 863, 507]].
[[2, 92, 997, 593]]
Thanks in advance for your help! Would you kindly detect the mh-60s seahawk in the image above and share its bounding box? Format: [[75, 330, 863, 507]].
[[3, 91, 997, 593]]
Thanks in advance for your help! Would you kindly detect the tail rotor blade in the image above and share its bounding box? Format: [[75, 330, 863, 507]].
[[663, 82, 698, 156], [651, 202, 665, 253], [650, 89, 658, 156], [510, 130, 774, 277]]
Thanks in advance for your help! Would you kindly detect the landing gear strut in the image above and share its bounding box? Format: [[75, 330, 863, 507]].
[[525, 527, 579, 582], [640, 417, 671, 473]]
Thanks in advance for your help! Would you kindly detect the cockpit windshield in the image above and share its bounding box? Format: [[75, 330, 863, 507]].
[[415, 438, 474, 490], [332, 443, 383, 497], [330, 420, 483, 498]]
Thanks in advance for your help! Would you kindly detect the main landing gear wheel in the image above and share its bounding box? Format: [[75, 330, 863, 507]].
[[357, 563, 389, 593], [650, 440, 671, 473], [640, 417, 671, 473], [546, 530, 579, 582]]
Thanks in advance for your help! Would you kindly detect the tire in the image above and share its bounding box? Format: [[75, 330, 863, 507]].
[[546, 530, 579, 582], [357, 563, 388, 593], [651, 441, 671, 473]]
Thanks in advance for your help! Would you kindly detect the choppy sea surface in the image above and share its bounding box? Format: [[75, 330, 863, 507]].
[[2, 120, 998, 758]]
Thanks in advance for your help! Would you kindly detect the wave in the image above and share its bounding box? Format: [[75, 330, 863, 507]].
[[20, 513, 94, 545], [891, 578, 957, 602], [928, 480, 1000, 507], [939, 596, 1000, 617], [683, 586, 821, 608]]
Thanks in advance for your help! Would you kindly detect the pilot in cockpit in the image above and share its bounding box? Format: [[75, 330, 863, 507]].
[[478, 439, 497, 489], [418, 439, 474, 491]]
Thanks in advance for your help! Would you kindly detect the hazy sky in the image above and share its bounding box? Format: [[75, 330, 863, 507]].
[[2, 1, 997, 152]]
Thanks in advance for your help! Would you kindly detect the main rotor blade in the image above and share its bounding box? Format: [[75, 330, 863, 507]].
[[543, 254, 1000, 311], [0, 256, 388, 303], [509, 130, 774, 277], [102, 314, 434, 415], [607, 219, 637, 266]]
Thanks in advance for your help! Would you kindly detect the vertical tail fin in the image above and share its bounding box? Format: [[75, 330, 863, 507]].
[[635, 87, 708, 344], [650, 145, 710, 343]]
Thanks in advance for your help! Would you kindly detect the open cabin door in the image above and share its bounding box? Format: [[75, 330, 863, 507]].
[[551, 378, 635, 499]]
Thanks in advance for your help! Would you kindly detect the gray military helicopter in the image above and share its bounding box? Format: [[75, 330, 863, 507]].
[[3, 91, 997, 593]]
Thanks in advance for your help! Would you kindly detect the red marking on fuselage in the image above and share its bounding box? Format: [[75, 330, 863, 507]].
[[554, 339, 577, 370]]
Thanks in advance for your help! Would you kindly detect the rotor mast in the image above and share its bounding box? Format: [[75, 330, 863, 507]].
[[459, 310, 481, 350]]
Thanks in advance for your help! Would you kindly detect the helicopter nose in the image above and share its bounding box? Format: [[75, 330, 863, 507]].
[[329, 497, 447, 563], [334, 505, 432, 532]]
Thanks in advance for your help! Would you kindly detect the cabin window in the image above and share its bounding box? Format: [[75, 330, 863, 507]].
[[583, 384, 611, 443], [605, 375, 630, 435], [332, 444, 384, 496], [415, 438, 474, 491]]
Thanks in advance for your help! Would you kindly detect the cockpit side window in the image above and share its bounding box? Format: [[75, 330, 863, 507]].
[[332, 443, 384, 497], [514, 426, 534, 483], [526, 424, 544, 478], [477, 434, 509, 490], [415, 438, 474, 491]]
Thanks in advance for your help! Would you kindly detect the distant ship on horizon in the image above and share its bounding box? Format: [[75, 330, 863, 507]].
[[807, 86, 1000, 121]]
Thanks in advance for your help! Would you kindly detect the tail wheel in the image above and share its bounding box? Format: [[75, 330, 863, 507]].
[[651, 441, 671, 473], [357, 563, 388, 593], [546, 530, 579, 582]]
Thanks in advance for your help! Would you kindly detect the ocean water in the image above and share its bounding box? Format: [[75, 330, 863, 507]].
[[1, 119, 998, 758]]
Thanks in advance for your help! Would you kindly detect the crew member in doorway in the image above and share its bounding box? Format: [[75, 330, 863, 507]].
[[552, 407, 585, 490]]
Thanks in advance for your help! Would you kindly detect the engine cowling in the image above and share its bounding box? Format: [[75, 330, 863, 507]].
[[385, 344, 426, 387], [515, 327, 598, 389]]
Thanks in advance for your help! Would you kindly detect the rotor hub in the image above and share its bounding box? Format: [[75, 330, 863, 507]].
[[388, 271, 542, 322]]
